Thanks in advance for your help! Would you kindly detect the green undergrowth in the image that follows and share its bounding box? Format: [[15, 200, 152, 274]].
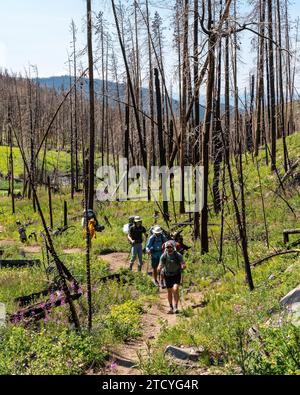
[[142, 252, 300, 375]]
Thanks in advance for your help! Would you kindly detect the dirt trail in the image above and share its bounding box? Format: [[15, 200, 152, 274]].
[[62, 248, 85, 255], [100, 252, 204, 375], [0, 239, 15, 247], [22, 246, 42, 254]]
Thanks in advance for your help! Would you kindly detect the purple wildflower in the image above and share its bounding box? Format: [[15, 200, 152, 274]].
[[50, 293, 56, 303], [110, 362, 118, 370]]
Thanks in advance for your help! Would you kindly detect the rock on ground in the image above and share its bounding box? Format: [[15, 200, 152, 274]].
[[280, 285, 300, 327], [164, 345, 203, 361]]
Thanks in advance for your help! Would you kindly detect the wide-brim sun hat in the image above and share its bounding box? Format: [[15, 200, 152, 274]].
[[134, 216, 142, 223], [153, 226, 162, 234]]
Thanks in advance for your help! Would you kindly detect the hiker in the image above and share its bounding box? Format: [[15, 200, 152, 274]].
[[82, 209, 104, 240], [146, 225, 167, 286], [171, 232, 191, 255], [158, 240, 186, 314], [128, 216, 147, 272], [88, 217, 97, 240]]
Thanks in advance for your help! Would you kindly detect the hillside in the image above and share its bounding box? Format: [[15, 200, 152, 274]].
[[0, 132, 299, 375]]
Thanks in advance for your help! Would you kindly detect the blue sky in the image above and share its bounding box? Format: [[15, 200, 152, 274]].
[[0, 0, 300, 90]]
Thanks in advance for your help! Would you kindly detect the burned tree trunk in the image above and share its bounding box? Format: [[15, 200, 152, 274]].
[[87, 0, 96, 210], [267, 0, 277, 171], [154, 68, 169, 220]]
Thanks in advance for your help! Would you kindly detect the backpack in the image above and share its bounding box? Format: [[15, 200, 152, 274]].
[[161, 250, 182, 272]]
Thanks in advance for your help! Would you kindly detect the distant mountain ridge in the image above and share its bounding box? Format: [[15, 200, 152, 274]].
[[35, 75, 233, 120]]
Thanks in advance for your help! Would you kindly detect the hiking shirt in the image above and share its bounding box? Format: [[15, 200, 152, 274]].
[[159, 251, 184, 276], [129, 225, 147, 244], [146, 234, 168, 255]]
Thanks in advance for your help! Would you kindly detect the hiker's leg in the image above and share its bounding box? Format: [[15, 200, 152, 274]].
[[137, 244, 143, 271], [160, 273, 166, 288], [167, 288, 173, 307], [151, 254, 159, 282], [130, 245, 137, 269], [173, 284, 180, 308], [153, 267, 158, 282]]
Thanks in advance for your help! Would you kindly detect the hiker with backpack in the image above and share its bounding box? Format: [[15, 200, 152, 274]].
[[128, 216, 147, 272], [146, 225, 167, 287], [158, 240, 186, 314]]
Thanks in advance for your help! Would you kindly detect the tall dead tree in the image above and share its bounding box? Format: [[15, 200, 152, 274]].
[[200, 0, 216, 254], [87, 0, 95, 210], [193, 0, 201, 238], [155, 68, 169, 220], [146, 0, 156, 167], [180, 0, 189, 214], [111, 0, 147, 169], [255, 0, 266, 157], [276, 0, 289, 172], [212, 0, 223, 215], [71, 20, 80, 192], [267, 0, 277, 171]]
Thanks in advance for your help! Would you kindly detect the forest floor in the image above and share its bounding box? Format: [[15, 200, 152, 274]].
[[99, 252, 206, 375]]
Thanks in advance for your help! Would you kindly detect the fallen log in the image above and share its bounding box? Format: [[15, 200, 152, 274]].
[[99, 273, 127, 284], [252, 250, 300, 267], [10, 293, 82, 323], [0, 259, 41, 268], [14, 284, 61, 307], [283, 229, 300, 244], [279, 158, 300, 187]]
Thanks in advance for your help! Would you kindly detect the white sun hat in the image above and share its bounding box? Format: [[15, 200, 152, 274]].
[[153, 226, 163, 235]]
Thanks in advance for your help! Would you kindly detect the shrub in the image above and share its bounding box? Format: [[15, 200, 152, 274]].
[[105, 300, 143, 341], [246, 324, 300, 375], [0, 326, 106, 375]]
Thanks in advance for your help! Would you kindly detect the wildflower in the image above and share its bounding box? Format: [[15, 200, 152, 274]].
[[110, 362, 118, 370], [50, 293, 56, 303]]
